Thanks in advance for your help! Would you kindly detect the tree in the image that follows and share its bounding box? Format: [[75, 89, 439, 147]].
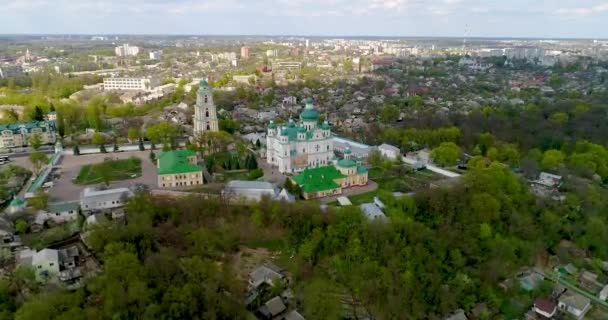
[[138, 138, 145, 151], [380, 104, 399, 124], [15, 219, 28, 234], [149, 150, 156, 163], [368, 149, 383, 168], [145, 122, 180, 149], [541, 149, 565, 170], [72, 144, 80, 156], [100, 144, 107, 153], [28, 152, 48, 176], [27, 133, 42, 151], [431, 142, 461, 167], [28, 189, 48, 210], [343, 59, 354, 72], [91, 132, 105, 146], [113, 143, 119, 152], [302, 279, 341, 320], [127, 127, 140, 142], [97, 162, 113, 187], [32, 106, 44, 121]]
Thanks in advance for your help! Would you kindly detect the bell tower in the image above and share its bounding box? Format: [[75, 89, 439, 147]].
[[194, 80, 219, 136]]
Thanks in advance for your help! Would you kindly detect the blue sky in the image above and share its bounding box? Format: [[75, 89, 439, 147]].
[[1, 0, 607, 38]]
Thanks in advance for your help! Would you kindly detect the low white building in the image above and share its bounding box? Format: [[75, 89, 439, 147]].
[[360, 203, 386, 221], [223, 181, 294, 203], [80, 187, 133, 212], [558, 291, 591, 319], [600, 284, 608, 301], [45, 201, 80, 224], [378, 143, 401, 160], [103, 77, 159, 91], [32, 248, 60, 282]]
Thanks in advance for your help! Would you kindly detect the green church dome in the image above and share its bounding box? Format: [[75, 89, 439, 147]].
[[298, 126, 307, 133], [300, 108, 319, 121], [199, 80, 209, 87]]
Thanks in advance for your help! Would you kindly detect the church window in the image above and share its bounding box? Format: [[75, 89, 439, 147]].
[[206, 111, 209, 117], [315, 145, 320, 152], [206, 122, 210, 130], [204, 95, 208, 103]]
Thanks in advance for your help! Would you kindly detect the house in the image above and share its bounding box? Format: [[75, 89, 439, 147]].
[[0, 217, 15, 246], [360, 203, 386, 221], [558, 290, 591, 319], [257, 296, 287, 320], [533, 298, 557, 319], [599, 284, 608, 301], [378, 143, 401, 160], [249, 263, 287, 290], [285, 310, 306, 320], [578, 270, 604, 293], [223, 180, 294, 203], [32, 248, 60, 282], [45, 201, 80, 224], [80, 187, 133, 212], [443, 309, 468, 320], [157, 149, 203, 188], [535, 172, 562, 188], [0, 120, 56, 149]]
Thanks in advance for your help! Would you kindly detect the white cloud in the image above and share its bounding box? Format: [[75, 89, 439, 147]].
[[555, 2, 608, 16]]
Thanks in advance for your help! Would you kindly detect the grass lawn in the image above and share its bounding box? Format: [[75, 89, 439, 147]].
[[74, 157, 142, 185], [369, 165, 441, 192]]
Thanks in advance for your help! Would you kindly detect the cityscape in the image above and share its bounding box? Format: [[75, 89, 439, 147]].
[[1, 2, 608, 319]]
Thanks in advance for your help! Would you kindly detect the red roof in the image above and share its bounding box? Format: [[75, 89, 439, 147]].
[[534, 298, 556, 314]]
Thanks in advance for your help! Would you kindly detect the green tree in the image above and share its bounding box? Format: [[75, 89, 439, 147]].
[[380, 104, 399, 124], [541, 149, 565, 170], [15, 219, 28, 234], [27, 133, 42, 151], [72, 144, 80, 156], [28, 189, 48, 210], [145, 122, 180, 149], [28, 151, 48, 176], [138, 138, 145, 151], [302, 279, 341, 320], [431, 142, 461, 167], [127, 127, 140, 142]]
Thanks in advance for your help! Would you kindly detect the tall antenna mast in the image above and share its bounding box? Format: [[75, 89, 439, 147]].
[[462, 24, 469, 54]]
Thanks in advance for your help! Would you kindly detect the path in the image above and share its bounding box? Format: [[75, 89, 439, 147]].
[[319, 181, 379, 204], [402, 156, 461, 178]]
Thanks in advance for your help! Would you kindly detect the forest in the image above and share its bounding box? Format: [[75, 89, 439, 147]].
[[2, 156, 607, 319]]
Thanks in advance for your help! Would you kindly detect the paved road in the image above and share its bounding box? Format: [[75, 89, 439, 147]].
[[48, 151, 159, 202]]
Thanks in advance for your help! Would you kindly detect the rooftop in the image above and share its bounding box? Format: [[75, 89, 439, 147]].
[[157, 149, 202, 175], [226, 180, 275, 191], [292, 166, 346, 193]]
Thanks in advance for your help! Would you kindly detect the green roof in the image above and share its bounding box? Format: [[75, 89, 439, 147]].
[[292, 166, 346, 193], [337, 159, 357, 168], [199, 80, 209, 87], [0, 121, 52, 134], [48, 201, 80, 213], [357, 166, 368, 174], [268, 121, 276, 129], [157, 150, 202, 175], [306, 97, 314, 104]]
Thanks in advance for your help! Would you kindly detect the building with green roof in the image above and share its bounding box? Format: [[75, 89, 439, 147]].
[[266, 98, 334, 173], [0, 120, 56, 149], [291, 147, 369, 199], [156, 150, 203, 188]]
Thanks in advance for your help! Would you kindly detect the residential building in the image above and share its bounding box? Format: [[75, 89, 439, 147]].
[[249, 263, 287, 289], [103, 77, 159, 91], [0, 121, 56, 149], [241, 46, 250, 59], [558, 290, 591, 319], [266, 98, 334, 173], [443, 309, 468, 320], [149, 50, 163, 60], [80, 187, 133, 212], [266, 49, 278, 57], [193, 80, 219, 136], [32, 249, 60, 282], [258, 296, 287, 320], [273, 61, 302, 70], [600, 284, 608, 301], [378, 143, 401, 160], [333, 137, 373, 159], [156, 149, 203, 188], [291, 147, 368, 199], [0, 65, 24, 79], [114, 43, 140, 57], [360, 203, 386, 221], [223, 180, 294, 203], [233, 74, 257, 84], [533, 298, 557, 319], [45, 201, 80, 224], [285, 310, 306, 320]]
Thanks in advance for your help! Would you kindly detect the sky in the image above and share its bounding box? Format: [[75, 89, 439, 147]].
[[1, 0, 607, 38]]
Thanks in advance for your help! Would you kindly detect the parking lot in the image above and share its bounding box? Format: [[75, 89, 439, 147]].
[[7, 151, 159, 202]]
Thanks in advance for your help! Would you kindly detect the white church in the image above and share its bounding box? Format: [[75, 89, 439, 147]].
[[193, 80, 219, 136], [266, 98, 334, 173]]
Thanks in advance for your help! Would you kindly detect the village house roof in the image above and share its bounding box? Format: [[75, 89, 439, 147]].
[[558, 290, 591, 311], [157, 150, 202, 175]]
